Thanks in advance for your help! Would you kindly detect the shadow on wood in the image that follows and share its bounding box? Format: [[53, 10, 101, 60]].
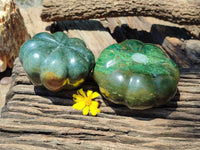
[[150, 24, 191, 41], [46, 20, 108, 33], [150, 24, 193, 67], [109, 25, 158, 44], [107, 23, 193, 67], [0, 68, 12, 80], [32, 71, 180, 121], [102, 90, 179, 121], [109, 23, 192, 45]]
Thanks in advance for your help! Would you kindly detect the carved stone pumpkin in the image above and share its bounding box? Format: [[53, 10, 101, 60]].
[[94, 40, 179, 109], [19, 32, 95, 92]]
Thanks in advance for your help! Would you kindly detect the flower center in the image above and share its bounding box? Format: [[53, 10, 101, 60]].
[[85, 97, 92, 106]]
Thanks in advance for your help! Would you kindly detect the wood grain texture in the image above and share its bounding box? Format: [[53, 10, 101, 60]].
[[41, 0, 200, 25], [0, 57, 200, 149]]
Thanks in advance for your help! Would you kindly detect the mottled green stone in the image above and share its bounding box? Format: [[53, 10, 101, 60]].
[[94, 40, 180, 109], [19, 32, 95, 92]]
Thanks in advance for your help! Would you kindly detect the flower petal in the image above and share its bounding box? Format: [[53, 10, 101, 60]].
[[87, 90, 93, 97], [83, 106, 89, 115], [90, 105, 100, 116], [73, 94, 84, 102], [91, 101, 99, 108], [91, 92, 100, 99], [72, 101, 85, 110], [77, 88, 86, 97]]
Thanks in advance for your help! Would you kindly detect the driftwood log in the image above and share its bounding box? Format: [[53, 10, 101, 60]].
[[0, 57, 200, 149], [41, 0, 200, 25], [0, 0, 30, 72]]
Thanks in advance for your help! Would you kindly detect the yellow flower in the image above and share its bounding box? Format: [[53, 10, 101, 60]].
[[72, 88, 101, 116]]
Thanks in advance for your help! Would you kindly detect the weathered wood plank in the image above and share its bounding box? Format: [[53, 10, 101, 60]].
[[1, 3, 200, 149], [20, 6, 52, 37], [0, 134, 152, 150], [1, 20, 200, 149], [2, 59, 200, 122], [2, 59, 200, 114], [41, 0, 200, 25]]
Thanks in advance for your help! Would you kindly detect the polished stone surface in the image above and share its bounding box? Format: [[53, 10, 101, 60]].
[[19, 32, 95, 92], [94, 40, 180, 109]]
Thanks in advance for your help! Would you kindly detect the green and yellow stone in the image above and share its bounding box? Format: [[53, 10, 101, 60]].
[[94, 40, 180, 109], [19, 32, 95, 92]]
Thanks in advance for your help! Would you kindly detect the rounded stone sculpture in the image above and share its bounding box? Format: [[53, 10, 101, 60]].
[[19, 32, 95, 92], [94, 40, 180, 109]]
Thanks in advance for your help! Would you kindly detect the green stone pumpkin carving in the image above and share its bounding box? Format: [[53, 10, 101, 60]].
[[19, 32, 95, 92], [94, 40, 180, 110]]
